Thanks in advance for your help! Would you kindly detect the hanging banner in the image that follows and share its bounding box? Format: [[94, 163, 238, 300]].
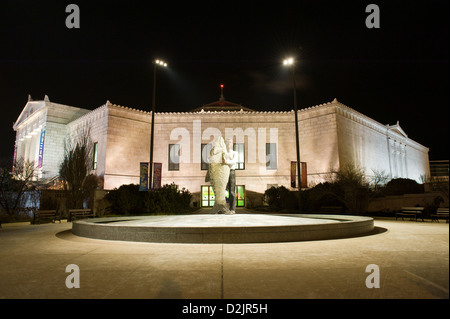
[[38, 130, 45, 168], [290, 161, 297, 188], [12, 145, 17, 172], [153, 162, 162, 189], [301, 162, 308, 188], [139, 162, 149, 191], [291, 161, 308, 188]]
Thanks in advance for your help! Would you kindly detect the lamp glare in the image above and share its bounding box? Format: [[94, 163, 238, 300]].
[[283, 57, 294, 66]]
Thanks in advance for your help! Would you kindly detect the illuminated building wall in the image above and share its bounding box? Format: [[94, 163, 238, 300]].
[[13, 96, 430, 201], [335, 105, 430, 182], [12, 96, 90, 180]]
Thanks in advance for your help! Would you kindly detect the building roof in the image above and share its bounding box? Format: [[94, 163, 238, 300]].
[[188, 85, 255, 112]]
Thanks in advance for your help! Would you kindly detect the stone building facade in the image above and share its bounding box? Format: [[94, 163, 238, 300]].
[[13, 94, 430, 207]]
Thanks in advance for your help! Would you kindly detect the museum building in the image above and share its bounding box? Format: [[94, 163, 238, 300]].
[[12, 93, 430, 208]]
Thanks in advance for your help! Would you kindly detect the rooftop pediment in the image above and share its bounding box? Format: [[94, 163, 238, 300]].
[[13, 99, 47, 130], [388, 121, 408, 138]]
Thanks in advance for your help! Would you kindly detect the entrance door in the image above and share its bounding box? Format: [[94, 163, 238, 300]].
[[237, 185, 245, 207], [201, 185, 215, 207], [228, 185, 245, 207], [202, 185, 245, 207]]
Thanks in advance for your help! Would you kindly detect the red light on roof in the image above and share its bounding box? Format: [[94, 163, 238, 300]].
[[220, 84, 224, 88]]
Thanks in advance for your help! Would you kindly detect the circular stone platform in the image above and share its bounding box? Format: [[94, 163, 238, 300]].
[[72, 214, 374, 244]]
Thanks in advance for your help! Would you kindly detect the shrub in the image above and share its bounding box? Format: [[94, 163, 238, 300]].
[[306, 164, 374, 215], [305, 183, 344, 212], [104, 183, 192, 215], [105, 184, 145, 215], [264, 186, 298, 210], [383, 178, 424, 196], [264, 186, 281, 207]]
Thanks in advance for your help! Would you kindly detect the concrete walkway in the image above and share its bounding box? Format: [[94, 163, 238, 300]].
[[0, 214, 448, 299]]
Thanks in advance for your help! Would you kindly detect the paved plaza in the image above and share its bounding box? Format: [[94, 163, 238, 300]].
[[0, 211, 448, 299]]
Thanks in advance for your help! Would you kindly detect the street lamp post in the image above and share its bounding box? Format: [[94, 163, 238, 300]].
[[149, 59, 167, 190], [283, 57, 302, 212]]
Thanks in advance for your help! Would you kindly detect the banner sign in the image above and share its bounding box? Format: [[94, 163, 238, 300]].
[[153, 163, 162, 189], [301, 162, 308, 188], [290, 161, 296, 188], [12, 145, 17, 172], [38, 130, 45, 168], [139, 162, 149, 191], [291, 161, 308, 188]]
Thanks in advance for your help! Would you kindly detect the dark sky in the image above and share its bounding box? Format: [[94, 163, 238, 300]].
[[1, 0, 448, 162]]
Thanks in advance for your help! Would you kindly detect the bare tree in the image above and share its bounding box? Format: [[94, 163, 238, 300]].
[[368, 168, 391, 192], [59, 128, 100, 210], [0, 158, 38, 217], [316, 164, 378, 214]]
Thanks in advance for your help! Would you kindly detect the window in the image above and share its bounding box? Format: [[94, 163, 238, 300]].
[[201, 143, 212, 170], [234, 143, 245, 170], [168, 144, 180, 171], [92, 142, 98, 170], [266, 143, 277, 170]]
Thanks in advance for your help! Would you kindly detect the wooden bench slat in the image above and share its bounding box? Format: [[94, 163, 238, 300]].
[[396, 207, 424, 222], [34, 210, 60, 224], [69, 209, 95, 221], [431, 208, 449, 223]]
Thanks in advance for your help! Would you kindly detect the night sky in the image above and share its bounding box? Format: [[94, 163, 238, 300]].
[[1, 1, 448, 162]]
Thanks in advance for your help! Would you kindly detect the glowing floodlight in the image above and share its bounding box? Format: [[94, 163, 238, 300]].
[[155, 59, 168, 67], [283, 57, 294, 66]]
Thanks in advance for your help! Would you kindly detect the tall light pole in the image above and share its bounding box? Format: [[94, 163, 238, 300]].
[[283, 57, 302, 212], [149, 59, 167, 190]]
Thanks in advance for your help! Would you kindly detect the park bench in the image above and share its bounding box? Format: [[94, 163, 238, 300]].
[[69, 209, 94, 221], [431, 208, 449, 223], [34, 210, 60, 224], [395, 207, 424, 222]]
